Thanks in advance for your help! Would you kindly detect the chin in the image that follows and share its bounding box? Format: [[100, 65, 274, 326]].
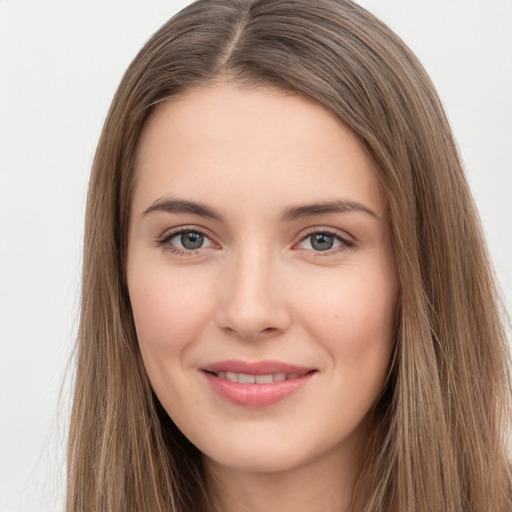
[[195, 422, 356, 476], [203, 444, 310, 474]]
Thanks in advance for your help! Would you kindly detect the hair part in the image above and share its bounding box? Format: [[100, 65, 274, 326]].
[[67, 1, 512, 510]]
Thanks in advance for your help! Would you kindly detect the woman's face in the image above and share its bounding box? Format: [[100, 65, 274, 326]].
[[127, 83, 398, 475]]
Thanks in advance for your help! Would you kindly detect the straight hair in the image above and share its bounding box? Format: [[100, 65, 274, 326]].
[[67, 1, 512, 510]]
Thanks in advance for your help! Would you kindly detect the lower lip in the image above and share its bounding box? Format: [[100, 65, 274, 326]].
[[203, 371, 314, 407]]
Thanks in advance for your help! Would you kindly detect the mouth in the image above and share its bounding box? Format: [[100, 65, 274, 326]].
[[201, 360, 317, 407], [204, 370, 313, 384]]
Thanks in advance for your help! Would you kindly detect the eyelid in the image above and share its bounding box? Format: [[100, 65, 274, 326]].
[[294, 227, 355, 253], [158, 226, 205, 243], [155, 225, 354, 256], [156, 225, 219, 254]]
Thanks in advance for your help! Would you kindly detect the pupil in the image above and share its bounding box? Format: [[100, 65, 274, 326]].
[[311, 233, 333, 251], [181, 231, 204, 250]]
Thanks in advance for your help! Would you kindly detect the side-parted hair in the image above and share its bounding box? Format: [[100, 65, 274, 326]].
[[67, 1, 512, 510]]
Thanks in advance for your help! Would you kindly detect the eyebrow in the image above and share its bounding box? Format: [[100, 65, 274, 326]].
[[279, 200, 378, 221], [142, 198, 224, 221], [141, 198, 378, 222]]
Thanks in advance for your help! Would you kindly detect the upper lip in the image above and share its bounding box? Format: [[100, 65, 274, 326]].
[[201, 359, 315, 375]]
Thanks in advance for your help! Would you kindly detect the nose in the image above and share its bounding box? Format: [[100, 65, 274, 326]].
[[214, 247, 291, 342]]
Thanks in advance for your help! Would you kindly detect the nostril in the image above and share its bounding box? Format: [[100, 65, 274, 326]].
[[220, 324, 283, 342]]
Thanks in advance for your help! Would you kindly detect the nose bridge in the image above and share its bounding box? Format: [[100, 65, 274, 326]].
[[215, 242, 289, 340]]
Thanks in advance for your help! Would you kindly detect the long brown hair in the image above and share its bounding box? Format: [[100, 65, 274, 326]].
[[67, 1, 512, 510]]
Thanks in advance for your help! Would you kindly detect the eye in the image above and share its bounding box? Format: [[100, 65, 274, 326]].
[[296, 231, 353, 252], [159, 229, 214, 252]]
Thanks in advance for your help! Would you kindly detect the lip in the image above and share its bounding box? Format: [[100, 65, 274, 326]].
[[201, 359, 316, 407], [202, 359, 314, 375]]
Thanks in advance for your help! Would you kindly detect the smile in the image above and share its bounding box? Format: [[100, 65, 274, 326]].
[[211, 371, 309, 383], [201, 360, 316, 407]]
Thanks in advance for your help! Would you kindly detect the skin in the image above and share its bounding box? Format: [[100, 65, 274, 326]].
[[127, 83, 398, 512]]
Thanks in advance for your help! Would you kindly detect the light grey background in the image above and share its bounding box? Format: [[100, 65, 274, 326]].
[[0, 1, 510, 511]]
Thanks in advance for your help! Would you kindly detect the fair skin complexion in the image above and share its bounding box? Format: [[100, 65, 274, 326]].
[[127, 83, 398, 512]]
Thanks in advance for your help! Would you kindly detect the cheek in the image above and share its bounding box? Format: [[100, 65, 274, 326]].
[[127, 267, 216, 413], [298, 263, 397, 375], [306, 269, 395, 329], [128, 266, 213, 358], [317, 273, 397, 430]]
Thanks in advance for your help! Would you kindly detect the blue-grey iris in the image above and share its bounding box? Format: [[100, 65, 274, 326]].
[[181, 231, 204, 250], [311, 233, 334, 251]]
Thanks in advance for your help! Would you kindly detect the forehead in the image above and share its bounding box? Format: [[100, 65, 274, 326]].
[[132, 83, 385, 218]]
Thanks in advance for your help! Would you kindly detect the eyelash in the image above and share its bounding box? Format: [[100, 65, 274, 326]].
[[157, 228, 214, 257], [296, 229, 355, 255], [156, 228, 355, 256]]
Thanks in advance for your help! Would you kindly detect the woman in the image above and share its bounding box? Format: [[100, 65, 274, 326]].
[[67, 0, 512, 510]]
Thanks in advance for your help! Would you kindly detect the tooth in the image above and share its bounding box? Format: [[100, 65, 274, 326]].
[[226, 372, 238, 382], [238, 373, 255, 384], [287, 373, 298, 380], [217, 371, 226, 379], [274, 372, 286, 382], [255, 374, 273, 384]]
